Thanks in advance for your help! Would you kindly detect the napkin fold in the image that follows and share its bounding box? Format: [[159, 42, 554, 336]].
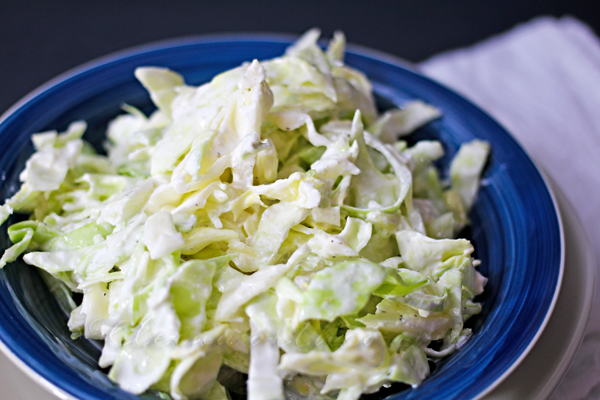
[[420, 16, 600, 400]]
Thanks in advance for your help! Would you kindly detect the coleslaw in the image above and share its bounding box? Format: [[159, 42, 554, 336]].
[[0, 29, 489, 400]]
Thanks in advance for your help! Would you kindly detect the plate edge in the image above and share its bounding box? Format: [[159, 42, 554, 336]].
[[534, 176, 596, 399], [0, 338, 75, 400]]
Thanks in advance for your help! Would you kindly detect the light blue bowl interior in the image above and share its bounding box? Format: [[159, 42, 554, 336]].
[[0, 37, 561, 400]]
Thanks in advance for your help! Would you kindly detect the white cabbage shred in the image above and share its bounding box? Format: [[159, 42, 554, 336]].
[[0, 29, 489, 400]]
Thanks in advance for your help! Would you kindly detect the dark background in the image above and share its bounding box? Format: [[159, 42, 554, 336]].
[[1, 0, 599, 114]]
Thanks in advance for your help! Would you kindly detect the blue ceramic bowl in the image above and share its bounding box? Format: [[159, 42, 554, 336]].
[[0, 35, 562, 400]]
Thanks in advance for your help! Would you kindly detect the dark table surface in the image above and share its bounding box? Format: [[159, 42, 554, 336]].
[[1, 0, 598, 115]]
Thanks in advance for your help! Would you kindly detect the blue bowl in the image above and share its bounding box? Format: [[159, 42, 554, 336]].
[[0, 35, 562, 400]]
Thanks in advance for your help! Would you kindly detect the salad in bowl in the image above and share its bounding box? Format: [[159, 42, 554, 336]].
[[0, 30, 490, 400]]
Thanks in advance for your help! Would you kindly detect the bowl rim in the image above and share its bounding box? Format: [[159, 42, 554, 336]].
[[0, 32, 565, 400], [473, 164, 564, 399]]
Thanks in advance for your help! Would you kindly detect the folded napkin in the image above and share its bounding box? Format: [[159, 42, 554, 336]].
[[420, 16, 600, 400]]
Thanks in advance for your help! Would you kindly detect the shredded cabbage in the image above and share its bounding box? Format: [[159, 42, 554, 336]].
[[0, 29, 489, 399]]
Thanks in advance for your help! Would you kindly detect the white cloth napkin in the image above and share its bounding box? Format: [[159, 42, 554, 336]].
[[420, 16, 600, 400]]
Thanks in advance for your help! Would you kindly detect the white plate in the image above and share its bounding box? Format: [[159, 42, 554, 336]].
[[0, 183, 592, 400]]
